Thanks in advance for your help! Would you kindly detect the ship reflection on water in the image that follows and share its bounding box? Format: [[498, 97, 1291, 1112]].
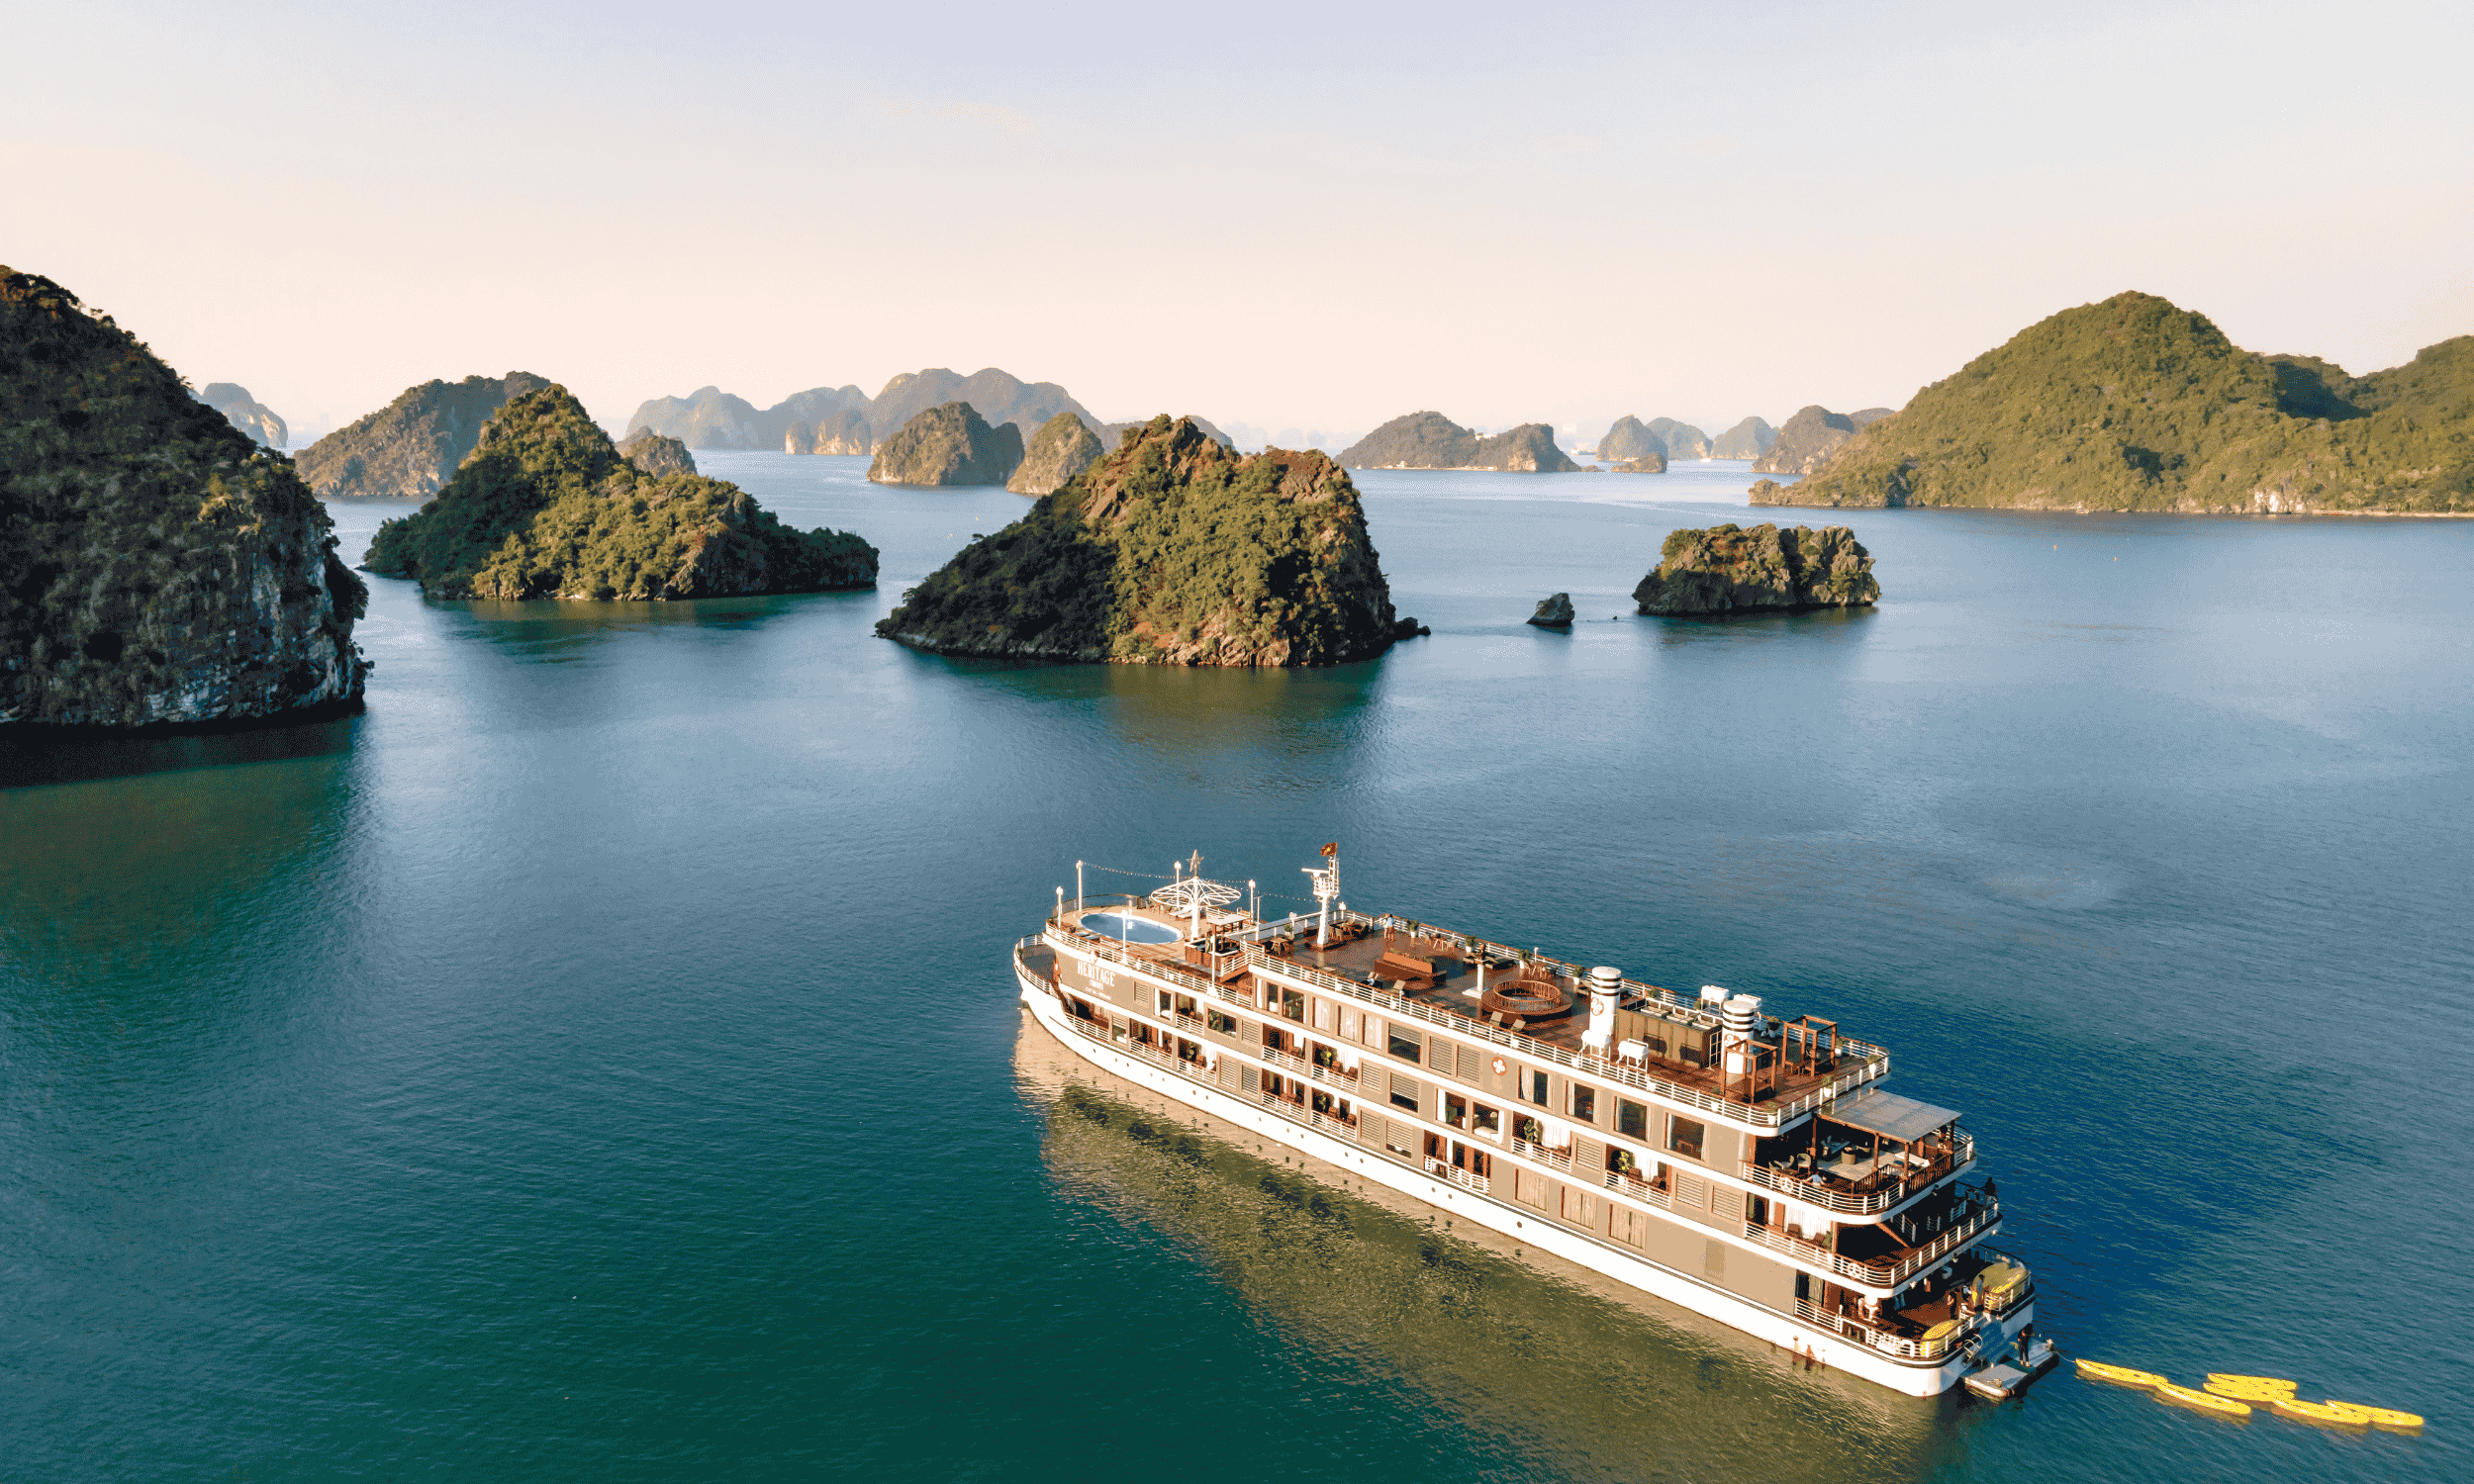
[[1013, 1015, 1978, 1483]]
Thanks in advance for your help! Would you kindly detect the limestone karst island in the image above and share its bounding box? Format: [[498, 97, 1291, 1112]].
[[878, 417, 1423, 666], [1, 267, 368, 727]]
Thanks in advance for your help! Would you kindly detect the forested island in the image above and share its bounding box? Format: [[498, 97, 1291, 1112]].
[[1339, 413, 1579, 471], [1751, 406, 1892, 476], [1633, 523, 1878, 615], [1752, 292, 2474, 513], [867, 402, 1024, 486], [878, 416, 1421, 666], [298, 371, 551, 501], [1, 267, 369, 726], [363, 385, 876, 599]]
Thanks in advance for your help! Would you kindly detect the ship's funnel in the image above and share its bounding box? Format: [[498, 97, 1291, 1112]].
[[1582, 966, 1622, 1052]]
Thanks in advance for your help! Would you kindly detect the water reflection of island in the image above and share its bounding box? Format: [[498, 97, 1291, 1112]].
[[1013, 1013, 1969, 1483]]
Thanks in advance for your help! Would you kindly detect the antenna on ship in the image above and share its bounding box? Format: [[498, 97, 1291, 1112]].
[[1301, 841, 1340, 950]]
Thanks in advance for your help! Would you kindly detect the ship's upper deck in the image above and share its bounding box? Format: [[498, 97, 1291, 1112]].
[[1047, 897, 1894, 1133]]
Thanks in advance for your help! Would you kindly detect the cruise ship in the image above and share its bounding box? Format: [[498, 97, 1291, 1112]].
[[1014, 849, 2040, 1397]]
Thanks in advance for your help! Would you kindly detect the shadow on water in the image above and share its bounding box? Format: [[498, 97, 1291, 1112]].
[[442, 589, 876, 650], [1012, 1016, 1978, 1484], [897, 649, 1390, 763], [0, 712, 359, 789]]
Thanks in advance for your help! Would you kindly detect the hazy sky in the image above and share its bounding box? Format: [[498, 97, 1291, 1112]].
[[10, 0, 2470, 442]]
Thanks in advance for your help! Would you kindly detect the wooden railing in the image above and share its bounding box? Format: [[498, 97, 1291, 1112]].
[[1791, 1298, 1960, 1361], [1747, 1199, 2000, 1287], [1741, 1135, 1975, 1215]]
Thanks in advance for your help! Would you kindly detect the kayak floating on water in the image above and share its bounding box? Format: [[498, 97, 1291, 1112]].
[[2204, 1373, 2295, 1398], [2272, 1397, 2370, 1428], [2076, 1358, 2167, 1389], [2156, 1382, 2251, 1419], [2325, 1400, 2424, 1431]]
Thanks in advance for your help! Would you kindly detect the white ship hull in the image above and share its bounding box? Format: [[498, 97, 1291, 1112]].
[[1019, 969, 2027, 1396]]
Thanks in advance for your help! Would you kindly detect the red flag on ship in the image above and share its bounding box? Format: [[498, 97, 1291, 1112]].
[[1321, 842, 1337, 857]]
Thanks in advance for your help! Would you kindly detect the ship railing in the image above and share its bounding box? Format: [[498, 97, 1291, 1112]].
[[1309, 1110, 1360, 1142], [1791, 1298, 1960, 1361], [1426, 1158, 1492, 1194], [1748, 1200, 2000, 1287], [1235, 940, 1887, 1130], [1260, 1046, 1307, 1073], [1512, 1138, 1573, 1174], [1168, 1011, 1209, 1036], [1600, 1170, 1674, 1208], [1740, 1136, 1976, 1216]]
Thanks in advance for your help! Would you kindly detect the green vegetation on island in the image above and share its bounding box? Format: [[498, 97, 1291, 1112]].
[[617, 429, 696, 477], [1008, 413, 1105, 495], [363, 385, 876, 599], [878, 416, 1420, 666], [1, 266, 368, 726], [867, 402, 1025, 487], [297, 371, 550, 501], [1752, 291, 2474, 513], [1633, 523, 1877, 615], [1752, 405, 1892, 475]]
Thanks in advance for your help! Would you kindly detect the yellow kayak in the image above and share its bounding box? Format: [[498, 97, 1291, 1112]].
[[2325, 1400, 2424, 1431], [2204, 1373, 2295, 1398], [2156, 1382, 2250, 1418], [2076, 1358, 2167, 1389], [2272, 1397, 2369, 1428]]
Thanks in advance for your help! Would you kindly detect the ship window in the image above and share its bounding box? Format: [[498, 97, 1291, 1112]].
[[1668, 1117, 1706, 1161], [1178, 1038, 1201, 1062], [1389, 1074, 1422, 1112], [1387, 1027, 1422, 1064], [1529, 1070, 1549, 1106], [1158, 990, 1173, 1013], [1175, 993, 1196, 1017], [1617, 1099, 1649, 1139], [1563, 1186, 1597, 1228], [1472, 1103, 1501, 1138], [1444, 1092, 1468, 1127], [1207, 1008, 1237, 1034], [1570, 1085, 1596, 1123], [1611, 1206, 1649, 1251], [1340, 1008, 1360, 1041], [1313, 999, 1331, 1031], [1514, 1167, 1549, 1209]]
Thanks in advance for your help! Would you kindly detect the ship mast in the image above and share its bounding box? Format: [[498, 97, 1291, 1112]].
[[1302, 842, 1340, 949]]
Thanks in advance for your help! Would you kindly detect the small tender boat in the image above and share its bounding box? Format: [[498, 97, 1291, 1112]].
[[2155, 1382, 2251, 1419], [2325, 1400, 2424, 1431], [2271, 1397, 2370, 1428], [2076, 1358, 2167, 1389]]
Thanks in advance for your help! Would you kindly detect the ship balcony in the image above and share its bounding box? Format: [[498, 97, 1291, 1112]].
[[1798, 1247, 2032, 1360], [1748, 1185, 1999, 1290], [1744, 1119, 1974, 1218]]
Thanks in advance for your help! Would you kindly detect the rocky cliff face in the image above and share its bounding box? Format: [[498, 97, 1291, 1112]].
[[1752, 406, 1870, 475], [1598, 416, 1662, 461], [2, 267, 368, 726], [1710, 417, 1775, 459], [1752, 292, 2474, 513], [867, 402, 1025, 486], [787, 407, 873, 455], [297, 371, 550, 501], [1008, 413, 1104, 495], [1647, 417, 1710, 460], [1632, 523, 1878, 615], [878, 416, 1415, 666], [1340, 413, 1577, 470], [618, 429, 696, 477], [363, 385, 876, 600], [866, 367, 1100, 445], [197, 383, 287, 448]]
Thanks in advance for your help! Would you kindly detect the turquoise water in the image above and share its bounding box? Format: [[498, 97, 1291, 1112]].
[[3, 454, 2467, 1481]]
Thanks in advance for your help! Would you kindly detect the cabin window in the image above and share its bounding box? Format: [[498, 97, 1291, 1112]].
[[1617, 1099, 1649, 1139], [1472, 1102, 1501, 1138], [1529, 1070, 1550, 1106], [1174, 993, 1196, 1017], [1514, 1167, 1549, 1209], [1570, 1085, 1596, 1123], [1387, 1027, 1422, 1064], [1313, 999, 1331, 1031], [1110, 1017, 1129, 1042], [1178, 1038, 1202, 1063], [1207, 1008, 1237, 1034], [1563, 1186, 1597, 1228], [1611, 1205, 1650, 1251], [1668, 1116, 1706, 1161], [1389, 1074, 1422, 1112], [1340, 1008, 1360, 1041], [1282, 988, 1305, 1022], [1794, 1272, 1812, 1302], [1158, 990, 1173, 1013], [1444, 1092, 1468, 1127]]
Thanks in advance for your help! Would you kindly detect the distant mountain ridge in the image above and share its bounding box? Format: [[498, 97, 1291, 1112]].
[[196, 383, 286, 448], [1753, 406, 1893, 476], [1339, 412, 1580, 471], [297, 371, 551, 502]]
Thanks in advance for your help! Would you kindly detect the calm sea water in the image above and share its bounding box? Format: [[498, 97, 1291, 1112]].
[[3, 455, 2467, 1482]]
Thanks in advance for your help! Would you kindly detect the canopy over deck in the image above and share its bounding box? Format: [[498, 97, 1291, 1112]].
[[1826, 1087, 1960, 1144]]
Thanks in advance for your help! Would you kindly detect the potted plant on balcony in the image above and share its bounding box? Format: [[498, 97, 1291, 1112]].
[[1517, 1117, 1543, 1145]]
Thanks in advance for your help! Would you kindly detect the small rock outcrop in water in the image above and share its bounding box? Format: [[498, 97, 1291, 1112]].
[[197, 383, 287, 447], [1754, 291, 2474, 513], [363, 385, 877, 599], [1609, 453, 1666, 474], [867, 402, 1025, 487], [1753, 406, 1891, 476], [1632, 523, 1878, 615], [878, 416, 1414, 666], [1008, 413, 1105, 495], [1339, 413, 1579, 471], [1, 267, 368, 726], [618, 429, 696, 477], [1709, 417, 1776, 459], [296, 371, 550, 501], [1528, 593, 1574, 626]]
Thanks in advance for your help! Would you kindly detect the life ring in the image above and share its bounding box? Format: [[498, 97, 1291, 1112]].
[[1491, 1057, 1506, 1075]]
